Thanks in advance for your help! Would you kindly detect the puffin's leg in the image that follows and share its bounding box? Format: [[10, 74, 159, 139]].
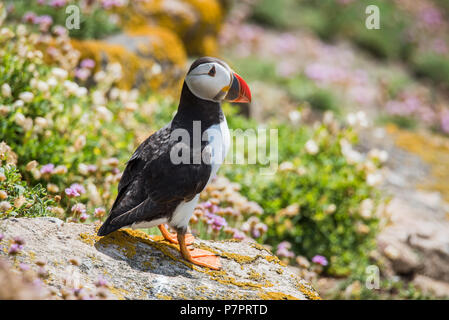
[[177, 229, 221, 270], [158, 224, 194, 245]]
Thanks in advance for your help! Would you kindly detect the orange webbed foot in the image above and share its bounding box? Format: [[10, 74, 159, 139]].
[[186, 248, 221, 270], [158, 224, 194, 245], [177, 232, 221, 270]]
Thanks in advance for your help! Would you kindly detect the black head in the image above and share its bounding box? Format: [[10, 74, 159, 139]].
[[184, 57, 251, 104]]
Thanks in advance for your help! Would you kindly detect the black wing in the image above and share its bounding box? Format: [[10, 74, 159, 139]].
[[97, 124, 212, 236]]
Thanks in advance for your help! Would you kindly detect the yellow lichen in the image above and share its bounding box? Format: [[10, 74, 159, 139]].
[[115, 0, 223, 56], [108, 285, 131, 300], [127, 25, 186, 67], [387, 125, 449, 203], [182, 0, 223, 55], [156, 293, 173, 300], [258, 291, 300, 300], [27, 250, 36, 262], [71, 33, 185, 94], [205, 269, 266, 289], [296, 282, 322, 300]]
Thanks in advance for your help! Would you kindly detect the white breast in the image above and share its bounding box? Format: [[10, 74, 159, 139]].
[[204, 117, 230, 184], [169, 118, 230, 230]]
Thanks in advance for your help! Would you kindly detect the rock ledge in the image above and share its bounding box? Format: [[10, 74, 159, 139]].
[[0, 217, 319, 300]]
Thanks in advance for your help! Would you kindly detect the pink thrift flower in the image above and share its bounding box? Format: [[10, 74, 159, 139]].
[[232, 229, 245, 240], [75, 68, 91, 81], [94, 207, 106, 217], [50, 0, 67, 8], [65, 187, 80, 198], [420, 7, 443, 28], [40, 164, 54, 174], [71, 203, 86, 215], [13, 236, 25, 245], [19, 263, 30, 271], [23, 12, 38, 23], [87, 164, 98, 173], [95, 276, 108, 287], [80, 59, 95, 69], [53, 25, 67, 36], [251, 229, 261, 238], [8, 243, 23, 255], [70, 183, 86, 195], [205, 212, 227, 231], [276, 241, 295, 258], [79, 213, 89, 222], [441, 110, 449, 134], [312, 255, 328, 266]]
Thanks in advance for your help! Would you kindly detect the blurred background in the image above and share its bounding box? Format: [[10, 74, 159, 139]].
[[0, 0, 449, 299]]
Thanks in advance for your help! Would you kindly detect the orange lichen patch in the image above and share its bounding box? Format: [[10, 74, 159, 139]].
[[247, 269, 273, 288], [387, 125, 449, 202], [296, 281, 321, 300], [27, 251, 36, 262], [70, 35, 184, 94], [116, 0, 223, 56], [79, 231, 101, 247], [205, 269, 267, 289], [71, 39, 147, 90], [156, 293, 173, 300], [258, 291, 300, 300], [250, 242, 274, 255], [126, 25, 187, 68], [182, 0, 223, 55], [218, 251, 258, 264], [108, 285, 131, 300], [196, 241, 286, 267], [264, 255, 287, 267]]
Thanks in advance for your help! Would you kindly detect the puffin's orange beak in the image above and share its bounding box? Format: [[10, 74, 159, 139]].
[[225, 73, 252, 103]]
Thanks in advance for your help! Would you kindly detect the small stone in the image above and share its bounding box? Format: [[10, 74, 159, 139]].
[[35, 259, 47, 267], [384, 245, 400, 260], [69, 258, 80, 266]]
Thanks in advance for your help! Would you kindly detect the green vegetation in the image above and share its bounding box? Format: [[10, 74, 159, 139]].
[[0, 160, 54, 219], [225, 111, 382, 276], [411, 53, 449, 87], [6, 0, 120, 39]]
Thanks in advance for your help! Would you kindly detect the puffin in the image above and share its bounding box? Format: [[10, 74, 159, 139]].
[[97, 57, 251, 270]]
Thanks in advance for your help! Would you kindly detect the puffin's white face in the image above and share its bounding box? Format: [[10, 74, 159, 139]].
[[185, 62, 232, 102]]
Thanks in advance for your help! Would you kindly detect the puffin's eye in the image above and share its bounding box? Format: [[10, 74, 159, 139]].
[[208, 65, 216, 77]]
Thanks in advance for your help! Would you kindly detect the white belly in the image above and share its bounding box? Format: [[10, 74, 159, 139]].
[[130, 217, 168, 230], [204, 118, 230, 184], [169, 194, 200, 229]]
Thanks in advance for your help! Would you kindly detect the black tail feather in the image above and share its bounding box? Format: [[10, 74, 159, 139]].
[[97, 218, 120, 237]]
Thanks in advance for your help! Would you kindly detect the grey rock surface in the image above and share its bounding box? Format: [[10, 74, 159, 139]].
[[362, 128, 449, 296], [0, 217, 319, 300]]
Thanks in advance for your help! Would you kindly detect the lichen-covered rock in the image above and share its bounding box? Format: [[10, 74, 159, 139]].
[[71, 26, 186, 92], [0, 217, 320, 300], [116, 0, 224, 56]]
